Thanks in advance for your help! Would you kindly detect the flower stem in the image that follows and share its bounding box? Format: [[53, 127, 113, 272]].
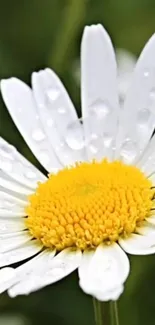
[[93, 299, 120, 325], [111, 301, 120, 325], [51, 0, 87, 73]]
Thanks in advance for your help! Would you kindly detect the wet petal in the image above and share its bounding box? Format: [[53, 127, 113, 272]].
[[32, 69, 84, 165], [0, 239, 42, 267], [81, 24, 119, 161], [119, 233, 155, 255], [116, 33, 155, 164], [0, 218, 26, 234], [8, 248, 81, 297], [0, 137, 46, 189], [1, 78, 62, 172], [0, 231, 32, 253], [78, 243, 129, 301]]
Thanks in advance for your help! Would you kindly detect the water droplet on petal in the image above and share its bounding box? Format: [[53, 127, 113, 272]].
[[89, 99, 112, 119], [57, 107, 66, 114], [137, 108, 151, 126], [46, 88, 60, 101], [65, 120, 85, 150], [91, 133, 98, 140], [88, 144, 99, 154], [102, 133, 113, 148], [99, 256, 115, 273], [120, 139, 138, 164], [150, 88, 155, 100], [32, 129, 46, 142], [88, 136, 101, 154], [144, 70, 149, 78]]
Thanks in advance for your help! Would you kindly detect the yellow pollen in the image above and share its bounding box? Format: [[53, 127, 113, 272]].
[[26, 160, 154, 250]]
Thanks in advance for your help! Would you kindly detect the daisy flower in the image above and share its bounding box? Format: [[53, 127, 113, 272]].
[[0, 24, 155, 302]]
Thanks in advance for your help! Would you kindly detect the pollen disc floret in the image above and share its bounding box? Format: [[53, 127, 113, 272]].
[[26, 160, 153, 250]]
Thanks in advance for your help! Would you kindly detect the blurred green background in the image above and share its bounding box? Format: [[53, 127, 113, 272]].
[[1, 0, 155, 324]]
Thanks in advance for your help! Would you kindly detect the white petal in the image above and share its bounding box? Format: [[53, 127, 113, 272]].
[[7, 250, 55, 296], [81, 24, 119, 161], [95, 284, 124, 302], [146, 214, 155, 225], [78, 243, 129, 301], [136, 221, 155, 236], [15, 248, 56, 276], [0, 249, 56, 294], [0, 231, 32, 252], [0, 191, 27, 208], [8, 248, 81, 296], [119, 233, 155, 255], [32, 69, 84, 165], [0, 209, 26, 218], [0, 230, 27, 239], [0, 239, 42, 267], [0, 218, 26, 234], [137, 135, 155, 176], [0, 137, 46, 189], [117, 49, 136, 103], [0, 171, 33, 196], [116, 34, 155, 164], [0, 268, 17, 294], [0, 191, 27, 218], [148, 173, 155, 184], [1, 78, 62, 172]]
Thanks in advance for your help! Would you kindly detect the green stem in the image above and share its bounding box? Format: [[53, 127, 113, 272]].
[[50, 0, 87, 73], [112, 301, 120, 325], [93, 299, 120, 325]]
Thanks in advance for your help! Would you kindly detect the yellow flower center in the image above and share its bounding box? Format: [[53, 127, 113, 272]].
[[26, 160, 154, 250]]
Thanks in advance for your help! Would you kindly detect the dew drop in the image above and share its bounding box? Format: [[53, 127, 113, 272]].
[[99, 257, 116, 275], [89, 99, 112, 119], [65, 120, 85, 150], [150, 88, 155, 100], [46, 88, 60, 101], [91, 133, 98, 140], [32, 129, 45, 142], [120, 139, 138, 164], [57, 107, 66, 114], [88, 144, 99, 154], [102, 133, 113, 148], [88, 137, 100, 154], [137, 108, 151, 126], [144, 70, 149, 78]]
